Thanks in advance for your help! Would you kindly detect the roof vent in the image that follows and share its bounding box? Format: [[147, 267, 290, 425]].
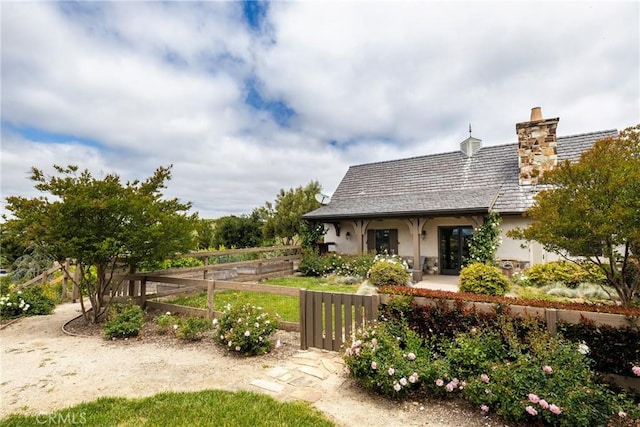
[[460, 136, 482, 157]]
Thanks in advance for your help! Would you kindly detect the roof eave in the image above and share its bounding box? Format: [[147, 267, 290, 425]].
[[303, 207, 490, 222]]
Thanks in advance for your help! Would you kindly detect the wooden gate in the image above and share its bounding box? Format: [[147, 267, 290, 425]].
[[299, 290, 380, 351]]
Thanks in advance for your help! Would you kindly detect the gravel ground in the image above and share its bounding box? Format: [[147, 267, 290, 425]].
[[1, 302, 516, 426]]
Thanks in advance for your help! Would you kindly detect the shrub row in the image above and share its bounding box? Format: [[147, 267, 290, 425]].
[[344, 297, 640, 426], [298, 249, 375, 278], [104, 301, 281, 357], [377, 293, 640, 381]]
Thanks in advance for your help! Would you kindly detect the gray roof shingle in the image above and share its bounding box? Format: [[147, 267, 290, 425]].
[[304, 130, 617, 220]]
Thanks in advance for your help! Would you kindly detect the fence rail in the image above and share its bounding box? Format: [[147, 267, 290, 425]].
[[115, 274, 300, 332]]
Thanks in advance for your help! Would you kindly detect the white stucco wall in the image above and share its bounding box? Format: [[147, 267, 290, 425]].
[[322, 214, 560, 270]]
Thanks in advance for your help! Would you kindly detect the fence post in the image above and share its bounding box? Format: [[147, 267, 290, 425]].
[[203, 257, 208, 280], [207, 280, 215, 320], [128, 265, 135, 297], [545, 308, 558, 336], [140, 277, 147, 309], [299, 289, 308, 350]]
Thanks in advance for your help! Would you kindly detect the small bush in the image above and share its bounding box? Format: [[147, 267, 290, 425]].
[[525, 261, 605, 289], [368, 255, 410, 287], [176, 316, 211, 341], [459, 263, 509, 296], [298, 248, 326, 276], [103, 302, 145, 339], [213, 303, 279, 356], [154, 311, 176, 335]]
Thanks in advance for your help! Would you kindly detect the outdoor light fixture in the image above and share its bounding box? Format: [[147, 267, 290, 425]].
[[345, 231, 351, 240], [421, 230, 427, 240]]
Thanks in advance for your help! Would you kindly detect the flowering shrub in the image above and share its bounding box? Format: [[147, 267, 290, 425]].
[[0, 285, 55, 319], [0, 292, 31, 318], [467, 211, 502, 265], [367, 254, 410, 287], [343, 320, 425, 396], [213, 303, 279, 356], [298, 249, 375, 278], [459, 263, 510, 296], [103, 302, 145, 339], [344, 298, 640, 425]]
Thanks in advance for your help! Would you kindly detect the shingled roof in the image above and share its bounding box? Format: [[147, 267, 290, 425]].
[[304, 130, 617, 220]]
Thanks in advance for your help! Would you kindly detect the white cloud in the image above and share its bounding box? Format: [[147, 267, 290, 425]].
[[1, 1, 638, 219]]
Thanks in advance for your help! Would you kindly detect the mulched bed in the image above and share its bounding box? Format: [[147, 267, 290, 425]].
[[63, 308, 302, 362]]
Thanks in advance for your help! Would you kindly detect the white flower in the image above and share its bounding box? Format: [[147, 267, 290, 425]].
[[165, 311, 171, 315], [244, 330, 250, 337], [578, 342, 590, 355]]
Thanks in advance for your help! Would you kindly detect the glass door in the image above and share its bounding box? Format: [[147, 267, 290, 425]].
[[439, 226, 474, 275]]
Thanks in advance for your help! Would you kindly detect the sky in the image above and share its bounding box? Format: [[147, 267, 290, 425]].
[[1, 1, 638, 219]]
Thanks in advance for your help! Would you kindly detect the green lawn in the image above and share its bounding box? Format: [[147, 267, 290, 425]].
[[1, 390, 334, 427], [169, 276, 361, 323]]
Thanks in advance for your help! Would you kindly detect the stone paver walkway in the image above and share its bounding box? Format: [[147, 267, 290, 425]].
[[249, 348, 345, 403]]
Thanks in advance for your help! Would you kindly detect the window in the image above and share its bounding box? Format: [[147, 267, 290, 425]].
[[367, 229, 398, 254]]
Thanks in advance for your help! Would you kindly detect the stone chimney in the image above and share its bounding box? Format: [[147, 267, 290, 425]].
[[516, 107, 559, 185]]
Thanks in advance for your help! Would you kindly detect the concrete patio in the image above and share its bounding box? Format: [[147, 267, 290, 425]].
[[412, 274, 459, 292]]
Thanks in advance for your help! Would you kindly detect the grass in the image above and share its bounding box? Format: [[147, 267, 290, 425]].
[[169, 276, 361, 323], [1, 389, 334, 427]]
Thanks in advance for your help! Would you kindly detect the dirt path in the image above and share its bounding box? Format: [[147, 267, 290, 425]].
[[0, 302, 509, 426]]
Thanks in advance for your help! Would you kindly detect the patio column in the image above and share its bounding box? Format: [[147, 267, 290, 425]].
[[403, 218, 423, 282], [352, 220, 371, 254]]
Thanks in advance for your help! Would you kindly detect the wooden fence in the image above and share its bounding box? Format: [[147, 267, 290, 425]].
[[299, 290, 380, 351], [116, 274, 301, 332]]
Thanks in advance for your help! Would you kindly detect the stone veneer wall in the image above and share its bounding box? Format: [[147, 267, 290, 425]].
[[516, 117, 560, 185]]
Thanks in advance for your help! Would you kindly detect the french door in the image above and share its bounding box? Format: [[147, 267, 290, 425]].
[[439, 226, 474, 275]]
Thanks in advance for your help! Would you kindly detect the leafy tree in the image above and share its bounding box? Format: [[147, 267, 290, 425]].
[[4, 165, 199, 322], [509, 125, 640, 305], [195, 218, 216, 250], [260, 181, 322, 245], [212, 212, 263, 249], [0, 222, 27, 269]]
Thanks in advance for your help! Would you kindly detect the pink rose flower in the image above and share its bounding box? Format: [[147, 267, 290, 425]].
[[618, 411, 627, 418], [407, 352, 416, 361], [632, 366, 640, 377], [400, 377, 408, 386], [539, 399, 549, 409], [480, 405, 489, 413], [480, 374, 490, 383], [371, 361, 377, 370], [435, 379, 444, 387], [528, 393, 540, 404], [525, 406, 538, 416], [388, 367, 395, 376], [549, 404, 561, 415], [542, 365, 553, 374]]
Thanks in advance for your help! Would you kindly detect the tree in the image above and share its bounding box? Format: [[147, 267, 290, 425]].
[[260, 181, 322, 245], [4, 165, 199, 322], [195, 218, 216, 250], [509, 125, 640, 305], [212, 212, 263, 249]]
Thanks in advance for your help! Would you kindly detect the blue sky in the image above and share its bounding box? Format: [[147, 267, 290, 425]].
[[1, 1, 638, 218]]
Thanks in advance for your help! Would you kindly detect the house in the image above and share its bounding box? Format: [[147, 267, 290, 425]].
[[303, 107, 618, 281]]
